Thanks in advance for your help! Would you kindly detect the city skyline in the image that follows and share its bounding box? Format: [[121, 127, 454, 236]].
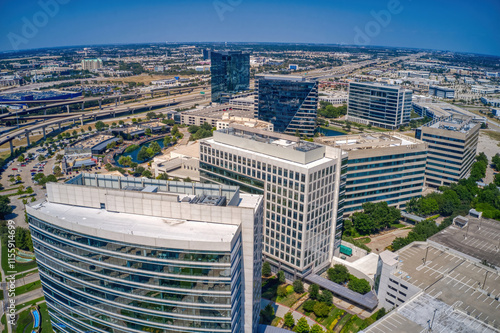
[[1, 0, 500, 57]]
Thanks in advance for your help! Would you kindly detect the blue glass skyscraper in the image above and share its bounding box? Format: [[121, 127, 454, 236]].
[[254, 75, 318, 137], [211, 51, 250, 103]]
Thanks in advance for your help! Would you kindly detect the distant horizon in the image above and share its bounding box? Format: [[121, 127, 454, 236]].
[[1, 0, 499, 57], [2, 41, 500, 60]]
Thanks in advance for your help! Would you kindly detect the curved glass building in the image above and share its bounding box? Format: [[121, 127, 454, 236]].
[[27, 174, 263, 333]]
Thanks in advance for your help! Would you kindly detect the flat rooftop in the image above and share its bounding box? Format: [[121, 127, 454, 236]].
[[429, 217, 500, 267], [32, 201, 240, 244], [364, 242, 500, 333], [413, 101, 484, 120], [316, 132, 424, 151], [185, 104, 253, 119], [70, 135, 114, 149], [425, 115, 477, 133], [218, 126, 321, 152]]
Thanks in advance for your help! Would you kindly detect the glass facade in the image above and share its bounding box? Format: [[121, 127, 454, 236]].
[[28, 216, 241, 333], [347, 82, 412, 129], [211, 51, 250, 103], [255, 76, 318, 137]]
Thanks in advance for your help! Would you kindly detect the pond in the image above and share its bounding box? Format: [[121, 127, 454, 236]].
[[114, 138, 165, 166], [317, 127, 346, 136]]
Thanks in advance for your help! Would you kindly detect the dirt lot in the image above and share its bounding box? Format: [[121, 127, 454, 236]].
[[365, 228, 413, 254], [107, 74, 183, 85]]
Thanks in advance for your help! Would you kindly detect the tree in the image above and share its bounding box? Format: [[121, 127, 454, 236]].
[[494, 173, 500, 187], [302, 299, 316, 313], [184, 177, 192, 182], [53, 166, 62, 177], [95, 121, 105, 131], [348, 275, 371, 294], [80, 128, 85, 133], [163, 136, 172, 147], [17, 154, 25, 162], [149, 141, 162, 155], [142, 170, 153, 178], [327, 264, 350, 284], [277, 270, 286, 284], [352, 213, 376, 235], [308, 284, 319, 300], [262, 262, 272, 277], [26, 187, 34, 194], [318, 290, 333, 306], [145, 128, 152, 136], [294, 317, 310, 333], [88, 125, 92, 132], [310, 324, 324, 333], [147, 112, 157, 120], [72, 130, 77, 137], [277, 285, 287, 297], [156, 173, 169, 180], [118, 156, 133, 167], [119, 120, 125, 126], [0, 195, 13, 219], [171, 125, 179, 137], [137, 146, 149, 161], [376, 307, 386, 320], [293, 280, 304, 293], [38, 155, 45, 162], [56, 154, 64, 161], [284, 312, 295, 329], [313, 302, 330, 318], [260, 304, 275, 324]]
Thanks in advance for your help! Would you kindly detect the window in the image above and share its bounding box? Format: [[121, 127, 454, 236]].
[[100, 203, 106, 209]]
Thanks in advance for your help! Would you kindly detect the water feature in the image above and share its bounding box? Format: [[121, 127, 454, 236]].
[[317, 127, 345, 136], [114, 138, 165, 166]]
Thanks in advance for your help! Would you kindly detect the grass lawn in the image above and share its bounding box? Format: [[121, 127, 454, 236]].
[[333, 313, 353, 332], [14, 308, 33, 333], [355, 237, 371, 244], [320, 125, 348, 134], [14, 280, 41, 295], [322, 307, 345, 331], [39, 302, 53, 332], [390, 223, 406, 229], [276, 292, 304, 307], [1, 314, 6, 333]]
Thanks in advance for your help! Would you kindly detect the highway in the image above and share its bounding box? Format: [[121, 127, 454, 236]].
[[0, 90, 210, 149]]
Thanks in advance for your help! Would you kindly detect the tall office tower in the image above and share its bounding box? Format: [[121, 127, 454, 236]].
[[346, 82, 412, 129], [416, 115, 480, 188], [255, 75, 318, 137], [202, 49, 212, 60], [211, 51, 250, 103], [317, 133, 427, 215], [27, 174, 263, 333], [81, 58, 103, 71], [200, 126, 345, 279]]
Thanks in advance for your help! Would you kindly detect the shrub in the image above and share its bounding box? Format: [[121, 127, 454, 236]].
[[302, 299, 316, 313], [313, 302, 330, 318], [277, 285, 287, 297], [318, 290, 333, 306], [284, 312, 295, 328], [278, 270, 286, 284]]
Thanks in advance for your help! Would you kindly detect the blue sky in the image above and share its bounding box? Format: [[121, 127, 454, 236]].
[[1, 0, 499, 56]]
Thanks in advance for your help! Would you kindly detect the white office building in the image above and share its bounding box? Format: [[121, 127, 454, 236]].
[[27, 174, 263, 333], [199, 126, 345, 279], [81, 58, 103, 71]]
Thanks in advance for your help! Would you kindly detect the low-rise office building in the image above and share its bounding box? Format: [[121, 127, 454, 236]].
[[428, 85, 455, 99], [317, 133, 427, 215], [416, 115, 480, 187], [27, 174, 263, 333]]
